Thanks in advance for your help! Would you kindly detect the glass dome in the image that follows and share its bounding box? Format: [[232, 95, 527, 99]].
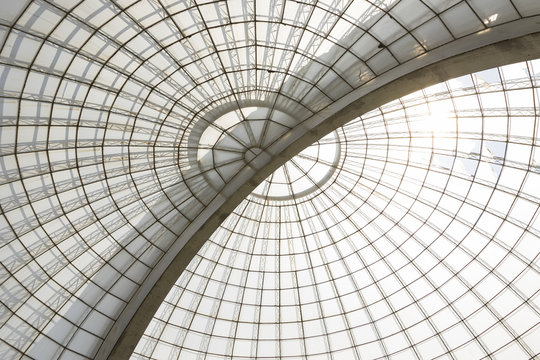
[[132, 61, 540, 359], [0, 0, 539, 359]]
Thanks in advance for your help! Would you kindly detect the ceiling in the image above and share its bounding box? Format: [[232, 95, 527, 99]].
[[133, 61, 540, 359], [0, 0, 539, 359]]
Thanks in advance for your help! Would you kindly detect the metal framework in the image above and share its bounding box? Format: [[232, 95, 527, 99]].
[[134, 62, 540, 359], [0, 0, 539, 359]]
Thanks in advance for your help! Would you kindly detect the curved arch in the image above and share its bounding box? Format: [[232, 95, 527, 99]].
[[104, 30, 540, 360]]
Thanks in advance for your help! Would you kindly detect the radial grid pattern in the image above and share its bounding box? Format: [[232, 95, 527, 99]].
[[1, 1, 540, 360], [133, 61, 540, 360]]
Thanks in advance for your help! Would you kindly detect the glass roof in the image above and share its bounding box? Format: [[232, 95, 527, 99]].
[[0, 0, 539, 359], [133, 61, 540, 360]]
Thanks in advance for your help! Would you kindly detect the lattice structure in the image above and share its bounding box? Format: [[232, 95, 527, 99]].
[[0, 1, 539, 359], [133, 61, 540, 360]]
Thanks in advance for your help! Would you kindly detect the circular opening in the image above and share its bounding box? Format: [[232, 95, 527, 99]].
[[250, 130, 342, 201], [194, 105, 298, 189]]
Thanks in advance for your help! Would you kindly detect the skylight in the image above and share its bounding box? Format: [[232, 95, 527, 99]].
[[132, 59, 540, 360], [0, 1, 539, 359]]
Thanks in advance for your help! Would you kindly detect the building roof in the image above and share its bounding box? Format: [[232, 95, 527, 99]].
[[135, 62, 540, 359], [0, 1, 539, 359]]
